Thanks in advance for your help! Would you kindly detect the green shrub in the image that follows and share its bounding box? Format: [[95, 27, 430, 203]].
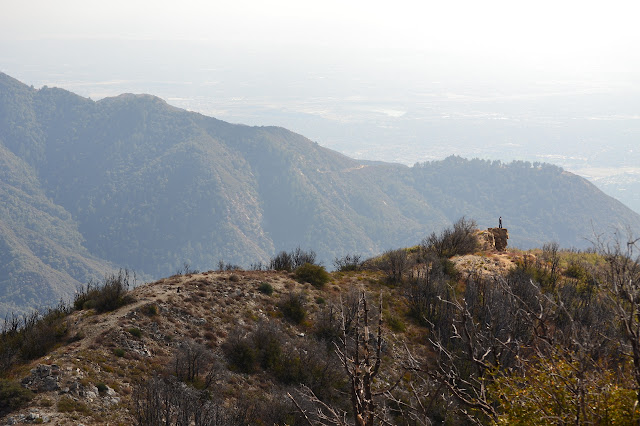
[[40, 397, 53, 407], [141, 303, 158, 316], [19, 311, 68, 361], [221, 322, 343, 402], [441, 258, 459, 279], [128, 328, 142, 338], [223, 323, 286, 374], [0, 379, 33, 415], [96, 383, 108, 394], [278, 293, 307, 324], [0, 305, 73, 373], [113, 348, 125, 357], [74, 269, 136, 313], [251, 323, 285, 371], [222, 334, 258, 374], [272, 340, 345, 402], [258, 282, 274, 295], [422, 217, 479, 258], [512, 260, 554, 291], [294, 263, 330, 288]]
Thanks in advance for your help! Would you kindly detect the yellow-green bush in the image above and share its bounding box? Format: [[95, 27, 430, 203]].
[[294, 263, 330, 288]]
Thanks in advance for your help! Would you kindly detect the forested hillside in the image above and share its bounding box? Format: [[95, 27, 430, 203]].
[[2, 70, 640, 315]]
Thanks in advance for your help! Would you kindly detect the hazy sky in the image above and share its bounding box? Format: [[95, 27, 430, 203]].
[[3, 0, 639, 76]]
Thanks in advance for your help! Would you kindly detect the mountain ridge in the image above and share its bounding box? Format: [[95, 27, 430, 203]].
[[1, 70, 640, 316]]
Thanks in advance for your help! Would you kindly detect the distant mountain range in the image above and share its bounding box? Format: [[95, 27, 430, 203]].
[[2, 71, 640, 316]]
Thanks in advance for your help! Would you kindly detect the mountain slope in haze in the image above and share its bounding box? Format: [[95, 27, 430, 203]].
[[0, 71, 444, 277], [0, 141, 113, 316], [2, 71, 640, 315], [408, 157, 639, 249]]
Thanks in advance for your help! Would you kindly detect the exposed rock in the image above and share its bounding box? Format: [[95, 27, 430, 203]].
[[476, 228, 509, 251], [488, 228, 509, 251], [26, 412, 40, 421], [4, 415, 22, 424], [63, 379, 100, 400], [106, 396, 121, 406], [116, 331, 152, 357], [21, 364, 60, 392], [104, 385, 117, 397]]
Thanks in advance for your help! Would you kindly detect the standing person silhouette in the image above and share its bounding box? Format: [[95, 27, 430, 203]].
[[499, 216, 502, 229]]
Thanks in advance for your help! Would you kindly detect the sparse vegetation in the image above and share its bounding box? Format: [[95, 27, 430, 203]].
[[3, 69, 640, 328], [140, 303, 158, 316], [5, 228, 640, 425], [0, 304, 70, 374], [378, 248, 412, 284], [176, 262, 199, 276], [270, 251, 294, 271], [170, 340, 219, 388], [57, 395, 90, 414], [333, 253, 363, 272], [270, 247, 318, 271], [134, 373, 299, 425]]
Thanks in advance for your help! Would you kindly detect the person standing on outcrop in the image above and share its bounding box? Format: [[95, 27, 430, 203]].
[[499, 216, 502, 229]]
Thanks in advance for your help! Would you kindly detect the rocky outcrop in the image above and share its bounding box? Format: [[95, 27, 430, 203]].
[[476, 228, 509, 251], [21, 364, 60, 392], [488, 228, 509, 251]]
